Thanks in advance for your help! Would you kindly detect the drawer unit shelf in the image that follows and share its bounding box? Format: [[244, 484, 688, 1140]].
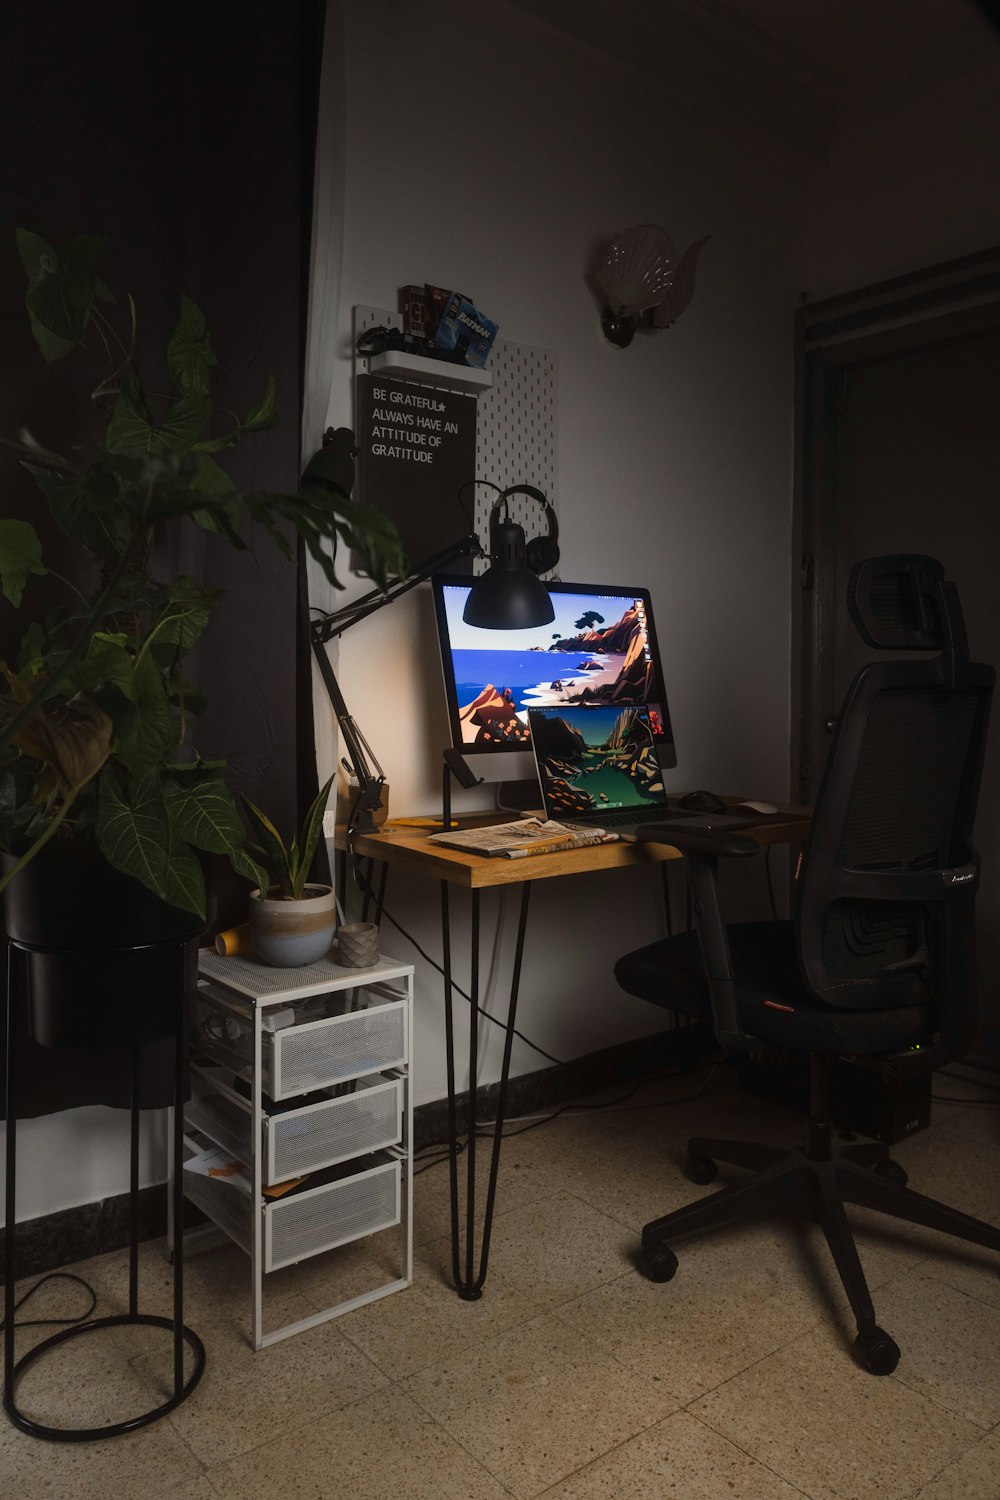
[[194, 982, 408, 1097], [183, 1140, 401, 1272], [183, 951, 414, 1349], [188, 1072, 404, 1184]]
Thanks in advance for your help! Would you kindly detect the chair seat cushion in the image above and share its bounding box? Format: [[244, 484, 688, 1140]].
[[614, 921, 935, 1054]]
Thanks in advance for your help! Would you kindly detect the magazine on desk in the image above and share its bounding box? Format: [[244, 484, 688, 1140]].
[[426, 817, 619, 859]]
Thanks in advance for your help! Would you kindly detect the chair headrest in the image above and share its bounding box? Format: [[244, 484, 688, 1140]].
[[847, 555, 966, 656]]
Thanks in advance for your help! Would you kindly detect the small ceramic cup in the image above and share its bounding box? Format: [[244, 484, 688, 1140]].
[[336, 921, 380, 968]]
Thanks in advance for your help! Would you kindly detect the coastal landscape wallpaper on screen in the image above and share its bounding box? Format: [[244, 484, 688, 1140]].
[[439, 585, 667, 749], [529, 705, 666, 817]]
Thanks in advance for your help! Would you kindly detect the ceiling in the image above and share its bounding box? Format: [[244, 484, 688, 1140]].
[[505, 0, 1000, 158]]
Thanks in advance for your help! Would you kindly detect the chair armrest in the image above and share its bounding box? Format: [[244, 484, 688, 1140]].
[[631, 824, 760, 859]]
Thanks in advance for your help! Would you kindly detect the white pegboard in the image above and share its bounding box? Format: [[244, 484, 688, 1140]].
[[353, 305, 558, 571]]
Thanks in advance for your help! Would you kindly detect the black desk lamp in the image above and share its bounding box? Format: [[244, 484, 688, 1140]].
[[304, 434, 557, 835]]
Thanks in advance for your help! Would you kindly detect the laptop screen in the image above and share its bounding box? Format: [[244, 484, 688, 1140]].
[[527, 704, 670, 823]]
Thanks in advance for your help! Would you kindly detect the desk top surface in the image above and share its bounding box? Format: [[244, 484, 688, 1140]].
[[337, 804, 812, 889]]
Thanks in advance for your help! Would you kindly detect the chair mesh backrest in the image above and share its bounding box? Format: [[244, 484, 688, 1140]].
[[837, 688, 978, 874], [818, 682, 982, 990], [797, 557, 992, 1011]]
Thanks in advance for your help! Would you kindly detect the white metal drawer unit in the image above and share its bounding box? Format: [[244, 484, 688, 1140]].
[[182, 950, 414, 1350]]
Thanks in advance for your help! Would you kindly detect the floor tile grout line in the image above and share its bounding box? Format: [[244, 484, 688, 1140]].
[[683, 1411, 820, 1500]]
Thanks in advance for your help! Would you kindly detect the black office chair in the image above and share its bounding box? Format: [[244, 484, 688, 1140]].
[[615, 555, 999, 1375]]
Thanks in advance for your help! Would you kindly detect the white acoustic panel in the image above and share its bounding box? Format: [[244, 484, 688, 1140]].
[[353, 305, 558, 565]]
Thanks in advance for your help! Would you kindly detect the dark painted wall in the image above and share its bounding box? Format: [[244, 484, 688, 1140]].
[[1, 2, 324, 1113]]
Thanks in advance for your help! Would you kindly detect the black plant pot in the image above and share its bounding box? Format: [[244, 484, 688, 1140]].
[[3, 846, 204, 1051]]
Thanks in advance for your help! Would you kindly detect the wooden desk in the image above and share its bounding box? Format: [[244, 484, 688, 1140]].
[[337, 805, 811, 1299], [344, 805, 811, 887]]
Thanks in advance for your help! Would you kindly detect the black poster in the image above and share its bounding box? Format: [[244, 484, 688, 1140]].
[[355, 372, 478, 570]]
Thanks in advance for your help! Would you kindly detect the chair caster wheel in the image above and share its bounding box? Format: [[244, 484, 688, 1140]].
[[874, 1159, 908, 1188], [686, 1154, 718, 1185], [641, 1245, 678, 1283], [855, 1327, 900, 1376]]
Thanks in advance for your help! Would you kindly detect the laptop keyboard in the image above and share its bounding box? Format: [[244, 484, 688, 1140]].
[[598, 807, 695, 827]]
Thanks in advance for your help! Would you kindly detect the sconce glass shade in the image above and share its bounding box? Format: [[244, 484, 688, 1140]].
[[463, 519, 555, 628], [596, 224, 676, 318]]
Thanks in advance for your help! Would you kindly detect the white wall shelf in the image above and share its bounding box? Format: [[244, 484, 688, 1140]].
[[367, 349, 494, 393]]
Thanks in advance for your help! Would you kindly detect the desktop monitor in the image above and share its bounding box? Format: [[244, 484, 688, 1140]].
[[430, 576, 677, 787]]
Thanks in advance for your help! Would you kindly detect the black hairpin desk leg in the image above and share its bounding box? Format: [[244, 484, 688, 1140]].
[[441, 879, 532, 1299]]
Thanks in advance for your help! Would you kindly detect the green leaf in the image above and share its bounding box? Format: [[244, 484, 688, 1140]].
[[16, 229, 57, 285], [240, 794, 292, 897], [166, 295, 217, 399], [115, 650, 175, 773], [187, 453, 245, 542], [22, 461, 132, 560], [189, 451, 237, 499], [105, 371, 154, 453], [19, 231, 106, 362], [0, 518, 47, 606], [16, 621, 48, 676], [148, 576, 220, 656], [229, 843, 269, 897], [162, 764, 245, 853], [157, 395, 212, 452], [245, 489, 407, 593], [292, 775, 334, 898], [166, 675, 207, 716], [65, 632, 137, 701], [160, 825, 206, 918], [242, 375, 279, 432], [106, 378, 210, 457], [95, 766, 172, 904]]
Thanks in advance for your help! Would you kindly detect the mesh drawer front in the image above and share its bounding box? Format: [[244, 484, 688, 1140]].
[[265, 1159, 401, 1271], [267, 1079, 403, 1181], [272, 1003, 406, 1097]]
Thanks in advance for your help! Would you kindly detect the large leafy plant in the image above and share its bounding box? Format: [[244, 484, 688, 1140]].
[[0, 231, 404, 919]]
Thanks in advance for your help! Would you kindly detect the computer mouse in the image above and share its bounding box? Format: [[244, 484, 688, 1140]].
[[676, 789, 727, 813]]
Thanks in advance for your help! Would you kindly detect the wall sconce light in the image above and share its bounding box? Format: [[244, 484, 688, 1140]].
[[595, 225, 710, 348]]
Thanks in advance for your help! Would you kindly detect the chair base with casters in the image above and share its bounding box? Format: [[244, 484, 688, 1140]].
[[637, 1049, 1000, 1376]]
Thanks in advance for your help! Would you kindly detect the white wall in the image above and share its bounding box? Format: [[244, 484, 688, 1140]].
[[5, 0, 811, 1224], [330, 0, 807, 1109]]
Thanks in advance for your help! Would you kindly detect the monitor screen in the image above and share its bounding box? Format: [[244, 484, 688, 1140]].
[[527, 704, 669, 818], [430, 576, 677, 775]]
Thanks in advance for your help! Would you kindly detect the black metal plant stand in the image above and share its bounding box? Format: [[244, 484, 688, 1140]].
[[4, 939, 206, 1442]]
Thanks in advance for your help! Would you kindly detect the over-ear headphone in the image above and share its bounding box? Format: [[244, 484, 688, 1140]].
[[488, 483, 560, 575]]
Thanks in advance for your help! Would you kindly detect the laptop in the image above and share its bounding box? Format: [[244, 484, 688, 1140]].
[[526, 703, 756, 840]]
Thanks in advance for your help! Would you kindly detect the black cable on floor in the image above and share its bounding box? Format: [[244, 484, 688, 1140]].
[[0, 1272, 97, 1332]]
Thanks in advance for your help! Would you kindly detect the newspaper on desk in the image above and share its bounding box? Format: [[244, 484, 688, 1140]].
[[426, 817, 618, 859]]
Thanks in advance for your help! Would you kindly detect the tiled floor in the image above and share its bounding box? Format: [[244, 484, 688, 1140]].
[[3, 1065, 1000, 1499]]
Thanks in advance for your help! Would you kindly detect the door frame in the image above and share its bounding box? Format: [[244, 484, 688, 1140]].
[[792, 245, 1000, 804]]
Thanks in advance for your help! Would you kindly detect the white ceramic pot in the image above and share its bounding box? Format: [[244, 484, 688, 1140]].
[[248, 884, 336, 967]]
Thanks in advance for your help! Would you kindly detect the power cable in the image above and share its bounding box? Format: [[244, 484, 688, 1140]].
[[0, 1272, 97, 1332]]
